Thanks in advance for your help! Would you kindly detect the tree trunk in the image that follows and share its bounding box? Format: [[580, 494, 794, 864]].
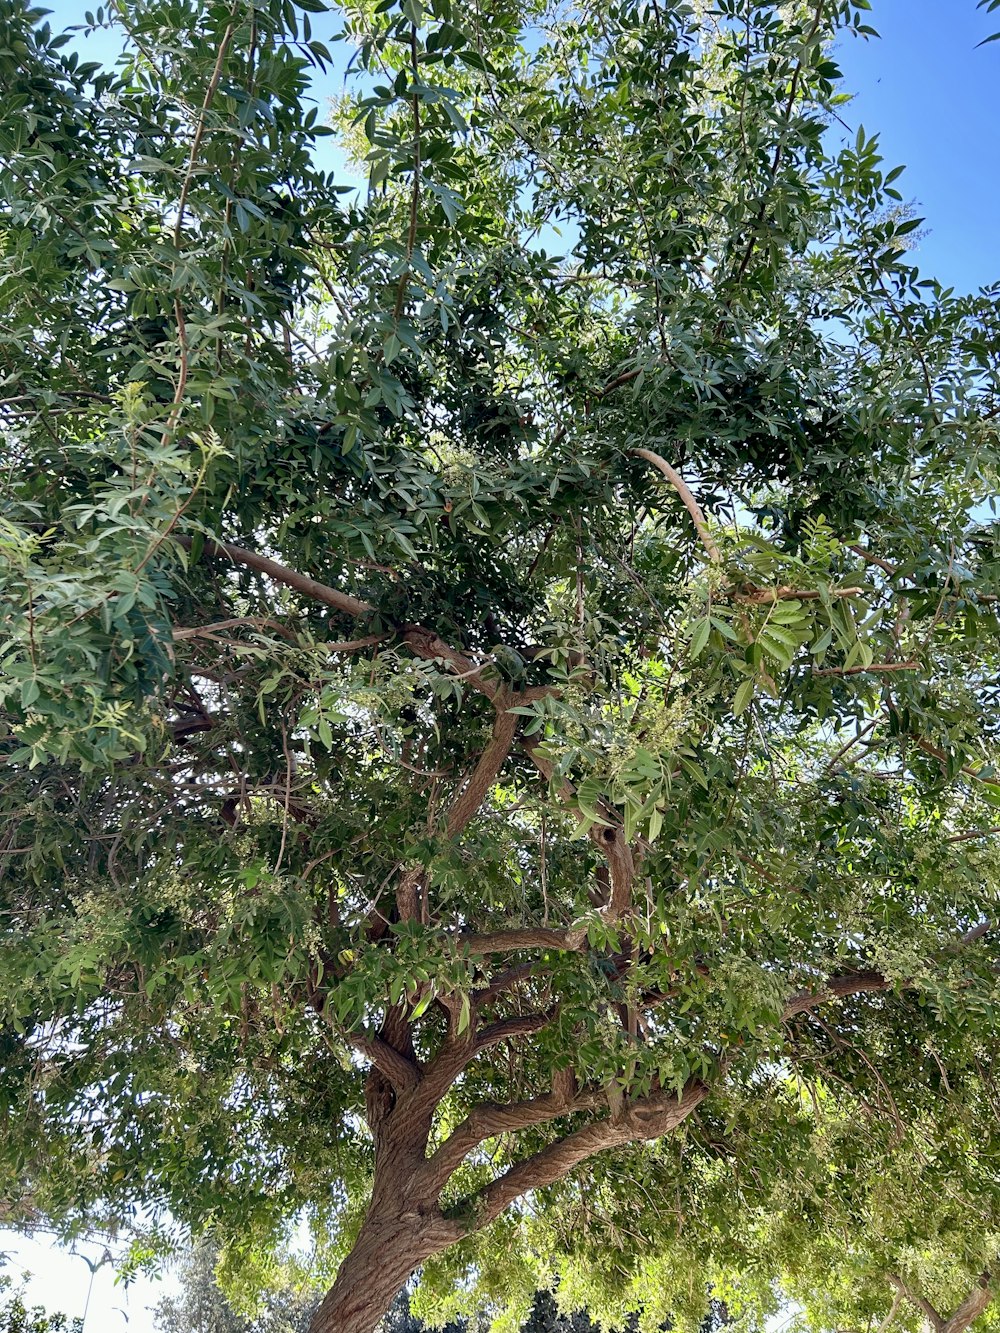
[[308, 1208, 463, 1333], [941, 1278, 993, 1333]]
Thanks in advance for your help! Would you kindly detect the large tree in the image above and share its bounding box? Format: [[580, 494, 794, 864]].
[[2, 0, 1000, 1331]]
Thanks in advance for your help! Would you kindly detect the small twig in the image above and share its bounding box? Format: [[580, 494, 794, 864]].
[[731, 0, 826, 285], [849, 544, 898, 576], [173, 17, 237, 248], [325, 632, 390, 654], [273, 720, 293, 877], [173, 617, 299, 641], [825, 718, 879, 773], [813, 661, 919, 678], [947, 828, 1000, 845], [392, 25, 422, 324]]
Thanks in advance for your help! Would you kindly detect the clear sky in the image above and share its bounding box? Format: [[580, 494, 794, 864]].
[[3, 1, 998, 1329], [830, 0, 999, 293]]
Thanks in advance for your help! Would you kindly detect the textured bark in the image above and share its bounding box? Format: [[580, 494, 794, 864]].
[[941, 1278, 993, 1333], [472, 1079, 708, 1225], [445, 699, 521, 839], [308, 1210, 461, 1333], [889, 1272, 993, 1333]]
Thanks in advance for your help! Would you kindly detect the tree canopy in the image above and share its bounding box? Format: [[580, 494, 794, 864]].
[[1, 0, 1000, 1330]]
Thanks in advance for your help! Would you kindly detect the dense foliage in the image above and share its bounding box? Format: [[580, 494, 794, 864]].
[[153, 1250, 616, 1333], [154, 1244, 319, 1333], [2, 0, 1000, 1330]]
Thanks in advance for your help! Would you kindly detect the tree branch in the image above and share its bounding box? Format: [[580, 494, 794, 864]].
[[631, 448, 721, 564], [173, 616, 300, 642], [736, 584, 865, 605], [915, 737, 1000, 789], [889, 1275, 946, 1333], [325, 1018, 422, 1094], [445, 700, 522, 840], [421, 1074, 605, 1194], [177, 535, 372, 618], [783, 971, 893, 1020], [465, 1080, 709, 1228], [730, 0, 826, 285], [475, 1010, 556, 1052], [942, 1277, 994, 1333], [813, 661, 919, 678], [478, 960, 539, 1000], [178, 537, 504, 701], [457, 926, 588, 955]]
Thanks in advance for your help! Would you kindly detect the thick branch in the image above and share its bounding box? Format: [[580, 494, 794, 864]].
[[318, 1009, 421, 1093], [457, 926, 588, 955], [779, 940, 995, 1021], [478, 960, 539, 1000], [475, 1010, 556, 1051], [445, 700, 521, 839], [783, 971, 892, 1019], [960, 919, 994, 944], [467, 1080, 709, 1228], [942, 1278, 994, 1333], [421, 1077, 607, 1195]]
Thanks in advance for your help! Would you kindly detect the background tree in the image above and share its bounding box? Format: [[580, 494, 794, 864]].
[[2, 1, 1000, 1332], [153, 1243, 318, 1333], [0, 1277, 80, 1333]]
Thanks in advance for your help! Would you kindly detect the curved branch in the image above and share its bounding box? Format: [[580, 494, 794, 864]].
[[321, 1014, 421, 1094], [445, 701, 521, 840], [177, 535, 372, 618], [631, 448, 721, 564], [178, 537, 503, 701], [421, 1077, 605, 1195], [466, 1080, 709, 1228], [942, 1279, 994, 1333], [889, 1276, 945, 1333]]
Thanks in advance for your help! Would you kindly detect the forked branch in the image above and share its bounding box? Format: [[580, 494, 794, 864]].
[[467, 1079, 709, 1227]]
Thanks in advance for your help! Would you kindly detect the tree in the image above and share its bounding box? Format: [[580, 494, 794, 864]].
[[0, 1277, 80, 1333], [153, 1247, 631, 1333], [2, 0, 1000, 1330], [153, 1243, 318, 1333]]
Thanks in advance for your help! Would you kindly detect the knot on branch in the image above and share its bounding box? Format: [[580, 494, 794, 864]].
[[589, 819, 636, 918]]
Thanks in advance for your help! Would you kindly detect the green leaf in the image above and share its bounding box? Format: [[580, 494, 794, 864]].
[[733, 679, 755, 716], [688, 617, 711, 659]]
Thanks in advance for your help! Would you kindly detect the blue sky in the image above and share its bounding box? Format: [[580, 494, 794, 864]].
[[3, 1, 998, 1329], [33, 0, 1000, 293], [831, 0, 999, 293]]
